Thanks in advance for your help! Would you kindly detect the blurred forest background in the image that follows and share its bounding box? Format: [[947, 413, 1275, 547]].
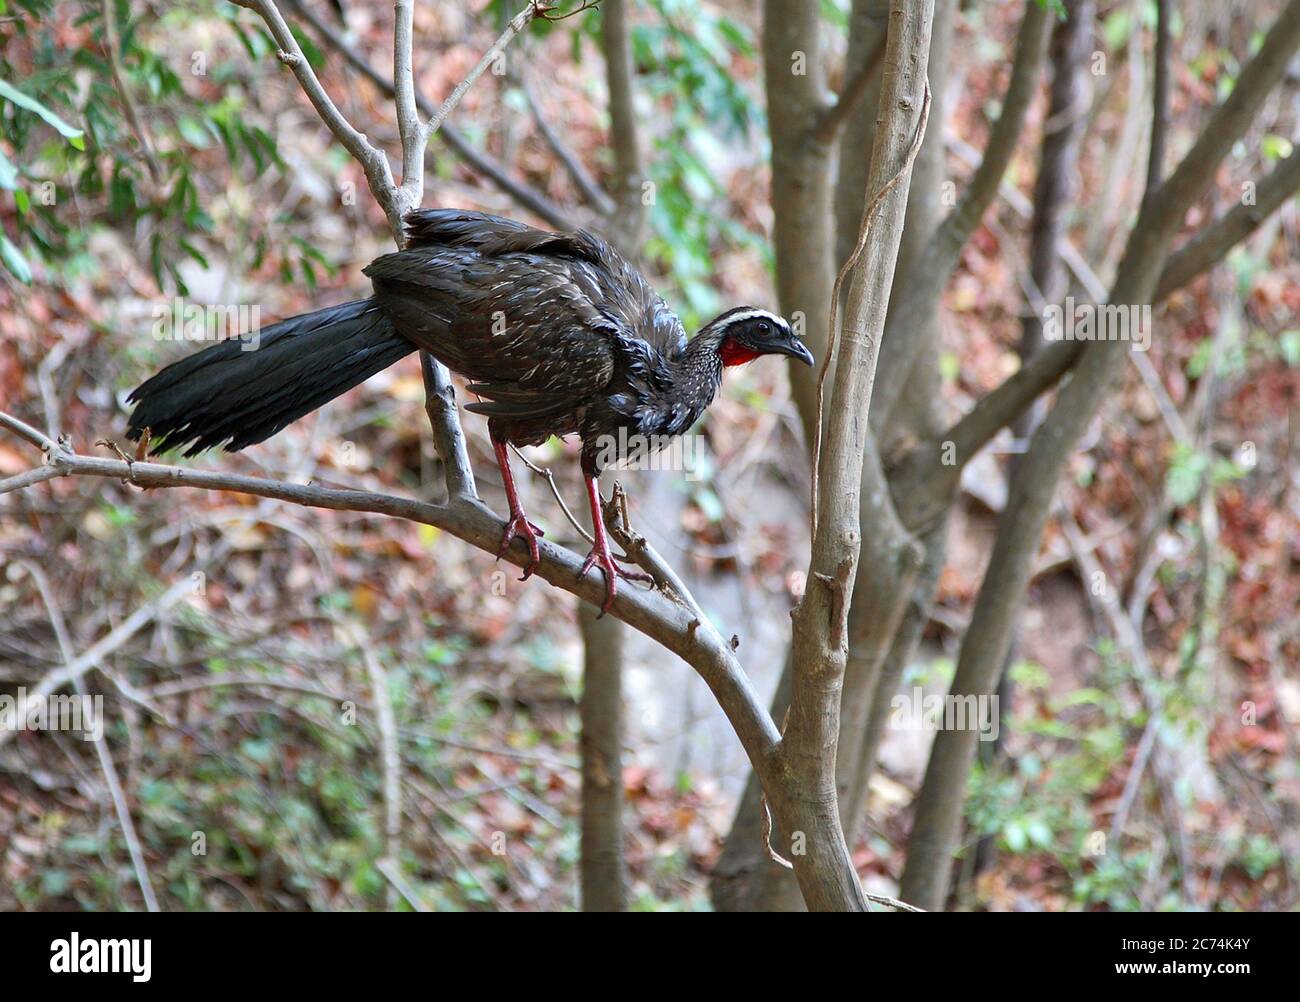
[[1, 0, 1297, 911]]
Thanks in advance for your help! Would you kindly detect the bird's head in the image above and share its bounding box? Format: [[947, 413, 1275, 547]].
[[701, 307, 814, 368]]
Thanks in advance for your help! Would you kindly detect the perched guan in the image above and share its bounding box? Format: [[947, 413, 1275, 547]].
[[126, 209, 813, 612]]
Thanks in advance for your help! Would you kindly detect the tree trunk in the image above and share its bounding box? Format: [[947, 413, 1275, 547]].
[[899, 0, 1300, 909], [971, 0, 1096, 884], [579, 602, 628, 911]]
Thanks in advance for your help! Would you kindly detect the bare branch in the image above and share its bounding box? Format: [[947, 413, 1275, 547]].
[[231, 0, 397, 223], [577, 600, 627, 910], [21, 561, 161, 912], [282, 0, 581, 230], [422, 1, 546, 142], [0, 409, 58, 452], [0, 422, 784, 795], [811, 33, 886, 146], [421, 353, 477, 502], [513, 70, 615, 215], [784, 0, 935, 913], [1145, 0, 1171, 197], [1157, 148, 1300, 299], [0, 464, 62, 495], [871, 0, 1053, 431], [393, 0, 425, 213]]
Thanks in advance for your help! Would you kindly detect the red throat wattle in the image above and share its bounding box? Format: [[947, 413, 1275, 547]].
[[719, 337, 762, 367]]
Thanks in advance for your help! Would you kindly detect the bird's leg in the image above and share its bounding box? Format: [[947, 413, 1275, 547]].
[[492, 437, 544, 580], [578, 476, 653, 616]]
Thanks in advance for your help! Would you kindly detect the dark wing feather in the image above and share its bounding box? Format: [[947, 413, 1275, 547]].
[[373, 209, 684, 421], [365, 250, 616, 419]]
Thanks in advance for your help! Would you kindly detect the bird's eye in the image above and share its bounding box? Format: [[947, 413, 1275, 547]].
[[757, 321, 771, 334]]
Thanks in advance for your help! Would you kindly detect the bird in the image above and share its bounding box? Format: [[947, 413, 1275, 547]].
[[126, 208, 814, 614]]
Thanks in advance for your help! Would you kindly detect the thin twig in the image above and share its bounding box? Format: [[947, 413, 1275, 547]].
[[864, 891, 925, 912], [508, 443, 594, 544], [348, 622, 403, 912], [810, 81, 931, 539], [422, 1, 549, 142], [101, 0, 163, 187], [280, 0, 579, 230], [0, 419, 782, 777], [20, 562, 161, 912], [512, 68, 614, 215]]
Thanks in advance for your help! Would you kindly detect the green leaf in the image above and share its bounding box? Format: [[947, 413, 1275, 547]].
[[1279, 330, 1300, 367], [177, 115, 213, 149], [0, 149, 16, 190], [1167, 445, 1209, 506], [0, 79, 86, 149], [1261, 134, 1294, 162], [0, 234, 32, 284], [1026, 817, 1054, 849]]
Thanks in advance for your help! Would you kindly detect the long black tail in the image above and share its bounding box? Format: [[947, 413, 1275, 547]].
[[127, 298, 415, 455]]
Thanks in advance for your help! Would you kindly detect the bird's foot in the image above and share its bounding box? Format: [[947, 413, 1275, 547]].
[[496, 514, 545, 580], [578, 543, 654, 616]]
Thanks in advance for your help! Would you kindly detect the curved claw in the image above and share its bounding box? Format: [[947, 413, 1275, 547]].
[[578, 547, 653, 616], [497, 515, 545, 580]]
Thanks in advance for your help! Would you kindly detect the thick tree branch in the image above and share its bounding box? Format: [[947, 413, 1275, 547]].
[[782, 0, 935, 913], [421, 353, 477, 503], [889, 143, 1300, 535], [1145, 0, 1171, 197], [870, 0, 1053, 431], [898, 0, 1300, 910], [578, 602, 627, 910], [393, 0, 425, 213], [1157, 148, 1300, 299]]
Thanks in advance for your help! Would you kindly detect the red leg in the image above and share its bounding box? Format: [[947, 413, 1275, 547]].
[[492, 438, 544, 580], [578, 476, 652, 616]]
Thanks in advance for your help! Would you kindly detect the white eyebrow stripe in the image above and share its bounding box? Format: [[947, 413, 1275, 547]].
[[720, 308, 786, 327]]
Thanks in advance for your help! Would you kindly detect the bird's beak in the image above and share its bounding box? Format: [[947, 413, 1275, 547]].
[[775, 338, 815, 367]]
